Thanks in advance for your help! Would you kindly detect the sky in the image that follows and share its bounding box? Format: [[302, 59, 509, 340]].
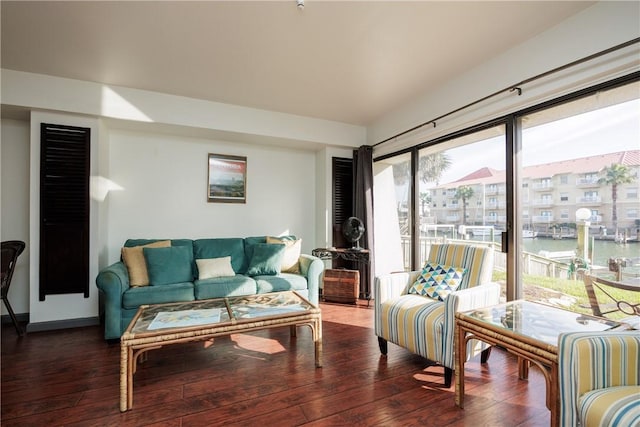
[[434, 98, 640, 186]]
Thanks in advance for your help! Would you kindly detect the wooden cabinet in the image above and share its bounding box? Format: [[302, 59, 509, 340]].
[[323, 269, 359, 304]]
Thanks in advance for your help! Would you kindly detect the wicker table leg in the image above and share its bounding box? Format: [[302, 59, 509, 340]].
[[314, 317, 323, 368], [455, 323, 467, 408], [120, 344, 128, 412]]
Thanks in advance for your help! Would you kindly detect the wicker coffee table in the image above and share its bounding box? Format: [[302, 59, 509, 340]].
[[454, 300, 623, 426], [120, 291, 322, 411]]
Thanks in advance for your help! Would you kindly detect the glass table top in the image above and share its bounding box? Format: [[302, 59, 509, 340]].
[[129, 291, 313, 335], [463, 300, 621, 346]]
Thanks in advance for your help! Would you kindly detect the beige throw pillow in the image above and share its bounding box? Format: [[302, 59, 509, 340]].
[[266, 237, 301, 273], [196, 257, 236, 280], [122, 240, 171, 287]]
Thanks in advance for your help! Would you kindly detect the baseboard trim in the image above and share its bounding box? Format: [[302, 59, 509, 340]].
[[1, 313, 29, 324], [26, 317, 100, 333]]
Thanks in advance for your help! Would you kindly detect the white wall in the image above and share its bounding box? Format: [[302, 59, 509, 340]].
[[29, 111, 103, 325], [1, 66, 365, 327], [1, 119, 30, 315], [105, 128, 318, 262]]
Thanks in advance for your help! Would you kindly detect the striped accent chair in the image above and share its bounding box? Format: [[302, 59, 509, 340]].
[[374, 243, 500, 387], [558, 331, 640, 427]]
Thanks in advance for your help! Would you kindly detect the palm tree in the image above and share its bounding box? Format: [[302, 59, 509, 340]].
[[392, 152, 452, 187], [392, 161, 410, 186], [419, 152, 451, 185], [419, 192, 431, 217], [454, 185, 474, 225], [598, 163, 636, 236]]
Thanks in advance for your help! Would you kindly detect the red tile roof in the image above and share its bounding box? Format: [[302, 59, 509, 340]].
[[444, 150, 639, 186], [524, 150, 640, 179]]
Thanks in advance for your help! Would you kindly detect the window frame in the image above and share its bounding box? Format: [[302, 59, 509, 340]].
[[373, 71, 639, 300]]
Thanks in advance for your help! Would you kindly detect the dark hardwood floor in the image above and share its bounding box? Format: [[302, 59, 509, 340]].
[[2, 302, 550, 426]]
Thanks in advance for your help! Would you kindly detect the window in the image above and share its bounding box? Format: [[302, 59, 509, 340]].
[[521, 79, 639, 310], [374, 75, 639, 318]]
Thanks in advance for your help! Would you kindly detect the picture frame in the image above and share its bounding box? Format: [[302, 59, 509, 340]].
[[207, 153, 247, 203]]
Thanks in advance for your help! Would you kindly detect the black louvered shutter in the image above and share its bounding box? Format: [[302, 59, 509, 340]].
[[332, 157, 354, 268], [40, 123, 90, 300]]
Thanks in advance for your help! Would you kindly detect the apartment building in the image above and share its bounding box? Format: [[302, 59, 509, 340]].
[[427, 150, 640, 233]]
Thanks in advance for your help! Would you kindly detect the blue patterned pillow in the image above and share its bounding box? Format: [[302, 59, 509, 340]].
[[409, 262, 467, 301]]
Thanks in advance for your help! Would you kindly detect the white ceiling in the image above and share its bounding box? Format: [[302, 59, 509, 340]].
[[1, 1, 595, 126]]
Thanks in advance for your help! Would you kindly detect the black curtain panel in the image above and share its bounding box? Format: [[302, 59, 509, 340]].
[[353, 145, 374, 300]]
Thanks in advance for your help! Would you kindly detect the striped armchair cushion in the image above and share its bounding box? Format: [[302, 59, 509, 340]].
[[429, 244, 493, 289], [578, 385, 640, 427], [378, 294, 444, 362]]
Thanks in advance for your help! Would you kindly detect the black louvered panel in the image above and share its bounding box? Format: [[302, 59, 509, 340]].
[[40, 123, 90, 300], [332, 157, 354, 269], [333, 157, 353, 228]]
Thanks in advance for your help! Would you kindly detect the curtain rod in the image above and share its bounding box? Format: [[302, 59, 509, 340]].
[[373, 37, 640, 148]]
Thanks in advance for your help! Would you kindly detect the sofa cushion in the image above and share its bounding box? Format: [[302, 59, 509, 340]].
[[255, 273, 308, 294], [194, 275, 257, 300], [578, 385, 640, 427], [196, 257, 235, 280], [266, 236, 301, 273], [409, 262, 466, 301], [194, 238, 246, 274], [143, 246, 193, 286], [121, 240, 171, 287], [246, 243, 285, 276], [244, 236, 297, 270], [125, 239, 196, 278], [122, 282, 195, 309]]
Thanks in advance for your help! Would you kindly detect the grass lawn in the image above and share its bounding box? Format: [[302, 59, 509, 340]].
[[492, 270, 638, 322]]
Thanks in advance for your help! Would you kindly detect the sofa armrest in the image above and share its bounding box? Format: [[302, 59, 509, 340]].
[[558, 331, 640, 427], [95, 261, 130, 340], [374, 271, 421, 308], [299, 254, 323, 306], [441, 282, 501, 369]]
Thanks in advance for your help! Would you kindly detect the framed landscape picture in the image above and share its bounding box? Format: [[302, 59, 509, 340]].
[[207, 153, 247, 203]]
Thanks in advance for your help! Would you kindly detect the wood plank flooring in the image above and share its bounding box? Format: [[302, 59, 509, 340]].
[[2, 302, 550, 426]]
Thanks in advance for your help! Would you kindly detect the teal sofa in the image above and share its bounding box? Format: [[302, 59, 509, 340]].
[[95, 236, 324, 340]]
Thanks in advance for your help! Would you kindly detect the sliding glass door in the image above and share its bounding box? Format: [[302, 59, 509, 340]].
[[374, 125, 508, 294], [519, 80, 639, 315], [373, 75, 638, 317]]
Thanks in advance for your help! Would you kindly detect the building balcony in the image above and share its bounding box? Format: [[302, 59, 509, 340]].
[[576, 178, 600, 187], [532, 215, 554, 223], [484, 215, 507, 224], [532, 199, 554, 207], [531, 182, 553, 191], [486, 201, 506, 209], [446, 215, 460, 222], [485, 188, 505, 195], [576, 196, 602, 205]]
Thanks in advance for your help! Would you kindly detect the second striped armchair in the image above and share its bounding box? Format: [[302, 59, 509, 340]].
[[374, 243, 500, 387]]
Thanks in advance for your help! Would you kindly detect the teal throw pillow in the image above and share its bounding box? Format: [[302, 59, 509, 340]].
[[409, 262, 467, 301], [246, 243, 285, 276], [143, 245, 193, 286]]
